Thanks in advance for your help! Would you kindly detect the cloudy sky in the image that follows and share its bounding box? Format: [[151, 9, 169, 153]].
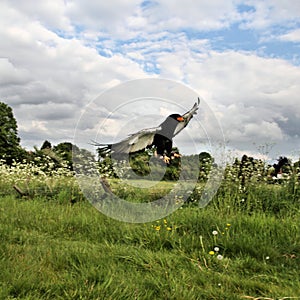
[[1, 0, 300, 162]]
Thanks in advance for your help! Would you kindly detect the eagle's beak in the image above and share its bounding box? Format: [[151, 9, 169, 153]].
[[177, 116, 184, 122]]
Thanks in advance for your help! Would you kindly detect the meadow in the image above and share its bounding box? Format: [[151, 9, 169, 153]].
[[0, 159, 300, 299]]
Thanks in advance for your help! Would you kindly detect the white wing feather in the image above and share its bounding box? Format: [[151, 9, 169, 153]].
[[173, 97, 200, 137], [109, 126, 160, 154]]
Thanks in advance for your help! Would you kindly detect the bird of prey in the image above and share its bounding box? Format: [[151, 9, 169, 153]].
[[93, 98, 200, 163]]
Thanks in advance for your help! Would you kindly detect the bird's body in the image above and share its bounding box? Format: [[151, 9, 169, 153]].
[[93, 98, 200, 163]]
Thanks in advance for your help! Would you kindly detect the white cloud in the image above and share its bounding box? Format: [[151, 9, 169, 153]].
[[0, 1, 149, 149], [65, 0, 142, 38], [0, 58, 32, 85], [0, 0, 299, 158], [186, 51, 300, 105], [1, 0, 72, 31], [239, 0, 300, 29], [142, 1, 240, 31], [0, 7, 147, 105], [244, 121, 283, 140], [174, 50, 300, 152], [278, 28, 300, 42], [28, 120, 48, 133]]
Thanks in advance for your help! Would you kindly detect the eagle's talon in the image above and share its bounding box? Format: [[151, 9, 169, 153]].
[[163, 155, 170, 164]]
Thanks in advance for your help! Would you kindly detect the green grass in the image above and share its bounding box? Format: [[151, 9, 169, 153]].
[[1, 182, 300, 300]]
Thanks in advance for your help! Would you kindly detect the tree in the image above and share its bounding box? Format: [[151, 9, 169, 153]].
[[97, 147, 182, 180], [53, 142, 95, 172], [198, 152, 213, 182], [41, 140, 52, 150], [53, 142, 74, 169], [0, 101, 25, 164], [272, 156, 291, 178]]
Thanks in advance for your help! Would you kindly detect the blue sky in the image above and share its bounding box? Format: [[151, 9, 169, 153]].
[[0, 0, 300, 162]]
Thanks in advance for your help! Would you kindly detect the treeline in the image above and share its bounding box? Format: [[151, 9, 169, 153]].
[[97, 151, 300, 183], [0, 100, 213, 181], [97, 149, 213, 181], [1, 101, 299, 183], [0, 101, 92, 171]]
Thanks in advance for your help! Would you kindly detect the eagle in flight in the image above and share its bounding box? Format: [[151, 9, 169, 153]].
[[93, 98, 200, 164]]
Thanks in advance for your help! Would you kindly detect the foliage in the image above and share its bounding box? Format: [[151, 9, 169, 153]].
[[22, 141, 95, 174], [0, 101, 26, 164], [0, 148, 300, 299], [40, 140, 52, 150], [0, 187, 299, 299], [272, 156, 292, 177], [98, 149, 212, 182], [198, 152, 213, 181], [53, 142, 74, 169], [0, 158, 84, 203]]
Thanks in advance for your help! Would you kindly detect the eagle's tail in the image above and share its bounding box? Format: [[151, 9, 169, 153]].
[[90, 141, 112, 156]]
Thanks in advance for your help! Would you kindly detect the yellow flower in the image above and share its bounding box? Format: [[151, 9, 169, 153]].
[[209, 251, 215, 255], [163, 219, 167, 224], [166, 227, 172, 231], [226, 223, 231, 227], [155, 225, 161, 231]]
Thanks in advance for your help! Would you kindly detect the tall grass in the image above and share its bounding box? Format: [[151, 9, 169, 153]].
[[0, 159, 299, 299]]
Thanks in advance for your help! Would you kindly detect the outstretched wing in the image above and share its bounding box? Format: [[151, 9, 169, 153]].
[[173, 97, 200, 137], [92, 126, 160, 156]]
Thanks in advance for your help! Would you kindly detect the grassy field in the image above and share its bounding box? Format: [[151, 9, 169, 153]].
[[1, 175, 300, 299]]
